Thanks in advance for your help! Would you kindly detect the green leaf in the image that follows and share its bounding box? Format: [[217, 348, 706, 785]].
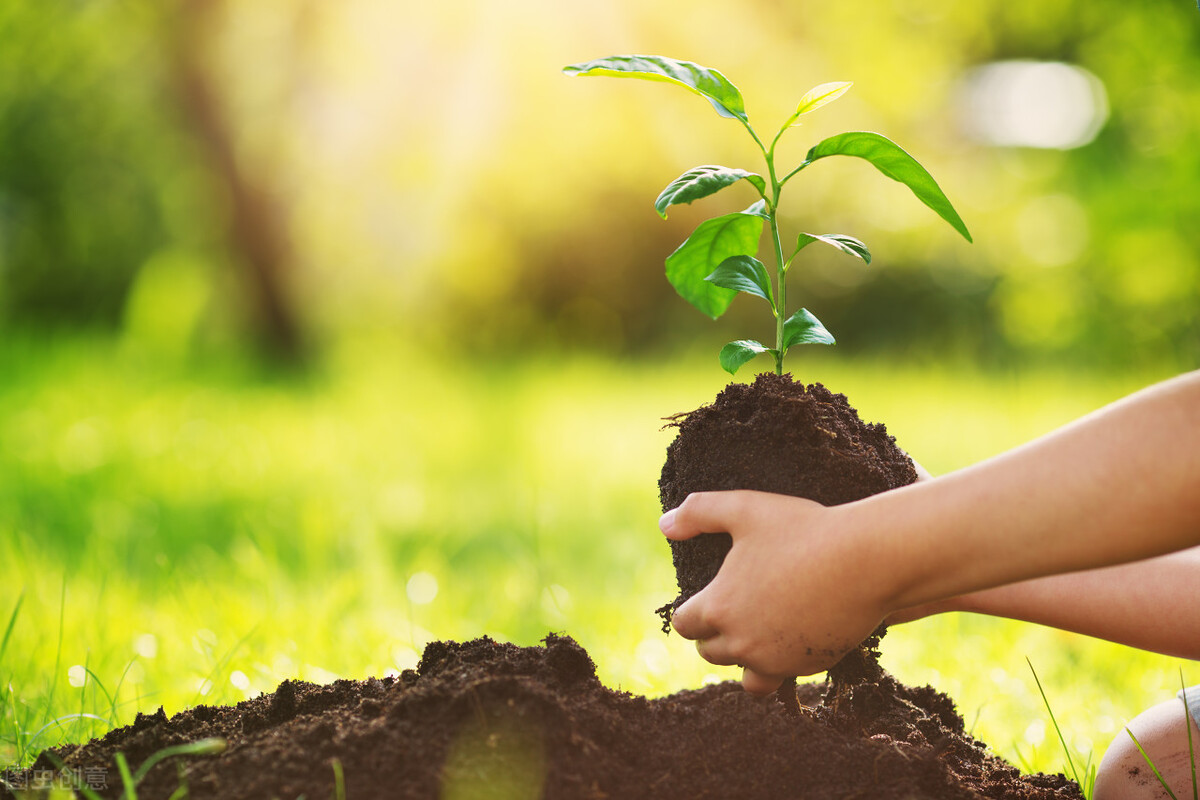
[[705, 255, 774, 305], [782, 308, 836, 350], [742, 199, 769, 218], [801, 131, 972, 242], [719, 340, 773, 375], [655, 166, 766, 218], [665, 212, 764, 319], [562, 55, 748, 122], [793, 81, 853, 118], [794, 232, 872, 264]]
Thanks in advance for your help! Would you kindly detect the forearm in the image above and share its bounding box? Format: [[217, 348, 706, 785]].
[[947, 546, 1200, 659], [848, 371, 1200, 616]]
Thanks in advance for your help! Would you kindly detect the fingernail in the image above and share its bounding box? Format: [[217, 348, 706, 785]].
[[658, 508, 677, 534]]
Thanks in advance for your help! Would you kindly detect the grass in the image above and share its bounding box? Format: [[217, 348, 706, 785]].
[[1028, 657, 1097, 797], [1186, 682, 1199, 800], [0, 332, 1195, 783]]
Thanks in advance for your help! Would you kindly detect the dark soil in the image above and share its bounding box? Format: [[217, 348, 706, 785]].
[[657, 372, 919, 687], [6, 634, 1082, 799], [658, 372, 918, 623]]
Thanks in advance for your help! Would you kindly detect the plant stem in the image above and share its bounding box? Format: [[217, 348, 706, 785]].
[[763, 148, 788, 376]]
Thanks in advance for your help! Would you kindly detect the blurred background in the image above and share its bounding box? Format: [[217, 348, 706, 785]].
[[0, 0, 1197, 780]]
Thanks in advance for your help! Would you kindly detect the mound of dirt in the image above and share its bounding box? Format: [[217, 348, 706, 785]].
[[5, 634, 1080, 799]]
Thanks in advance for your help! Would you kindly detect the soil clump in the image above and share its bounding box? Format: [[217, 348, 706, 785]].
[[6, 634, 1082, 799], [657, 371, 920, 692], [658, 372, 918, 629]]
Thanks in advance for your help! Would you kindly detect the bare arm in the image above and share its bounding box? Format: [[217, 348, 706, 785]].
[[662, 371, 1200, 693], [891, 546, 1200, 660]]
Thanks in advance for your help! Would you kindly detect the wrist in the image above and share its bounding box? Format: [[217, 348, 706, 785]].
[[825, 498, 911, 620], [832, 478, 974, 618]]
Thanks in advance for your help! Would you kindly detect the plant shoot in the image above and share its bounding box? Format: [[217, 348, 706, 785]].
[[564, 55, 972, 375]]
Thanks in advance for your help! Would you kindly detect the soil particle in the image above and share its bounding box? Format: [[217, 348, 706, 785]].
[[5, 635, 1082, 800]]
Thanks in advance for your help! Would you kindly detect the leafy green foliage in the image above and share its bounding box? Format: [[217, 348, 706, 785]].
[[792, 81, 854, 118], [706, 256, 774, 305], [0, 3, 209, 329], [797, 132, 973, 243], [719, 340, 773, 374], [565, 54, 970, 376], [655, 166, 765, 219], [562, 55, 748, 122], [794, 233, 872, 264], [663, 211, 764, 320], [782, 309, 837, 349]]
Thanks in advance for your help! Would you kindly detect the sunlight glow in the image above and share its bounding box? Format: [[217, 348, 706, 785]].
[[406, 572, 439, 605], [959, 60, 1109, 149], [67, 666, 88, 689]]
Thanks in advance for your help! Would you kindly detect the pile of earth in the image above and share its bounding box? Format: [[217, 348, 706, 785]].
[[6, 633, 1082, 799]]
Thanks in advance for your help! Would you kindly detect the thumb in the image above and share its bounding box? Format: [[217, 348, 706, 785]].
[[659, 491, 754, 542]]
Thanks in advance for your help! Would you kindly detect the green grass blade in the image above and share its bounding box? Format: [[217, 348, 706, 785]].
[[6, 683, 27, 764], [1126, 727, 1180, 800], [0, 590, 23, 667], [1083, 761, 1098, 800], [1180, 674, 1197, 800], [332, 757, 345, 800], [115, 751, 138, 800], [40, 750, 106, 800], [1010, 741, 1035, 774], [83, 667, 115, 723], [45, 577, 66, 732], [132, 738, 227, 785], [75, 651, 91, 742], [108, 660, 138, 727], [1026, 657, 1081, 790], [189, 625, 258, 708], [25, 713, 109, 754], [166, 760, 190, 800]]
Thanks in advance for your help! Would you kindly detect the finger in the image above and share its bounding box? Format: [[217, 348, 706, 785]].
[[742, 667, 786, 697], [659, 491, 754, 541], [693, 636, 741, 667], [669, 596, 720, 641]]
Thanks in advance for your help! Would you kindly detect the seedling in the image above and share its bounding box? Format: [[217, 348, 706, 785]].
[[563, 55, 971, 375]]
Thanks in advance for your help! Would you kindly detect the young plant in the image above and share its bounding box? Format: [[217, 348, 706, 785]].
[[563, 55, 972, 375]]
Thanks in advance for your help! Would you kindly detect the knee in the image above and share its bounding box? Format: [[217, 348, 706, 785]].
[[1093, 696, 1199, 800]]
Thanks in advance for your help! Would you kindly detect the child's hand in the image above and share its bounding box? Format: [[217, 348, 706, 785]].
[[660, 490, 895, 695]]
